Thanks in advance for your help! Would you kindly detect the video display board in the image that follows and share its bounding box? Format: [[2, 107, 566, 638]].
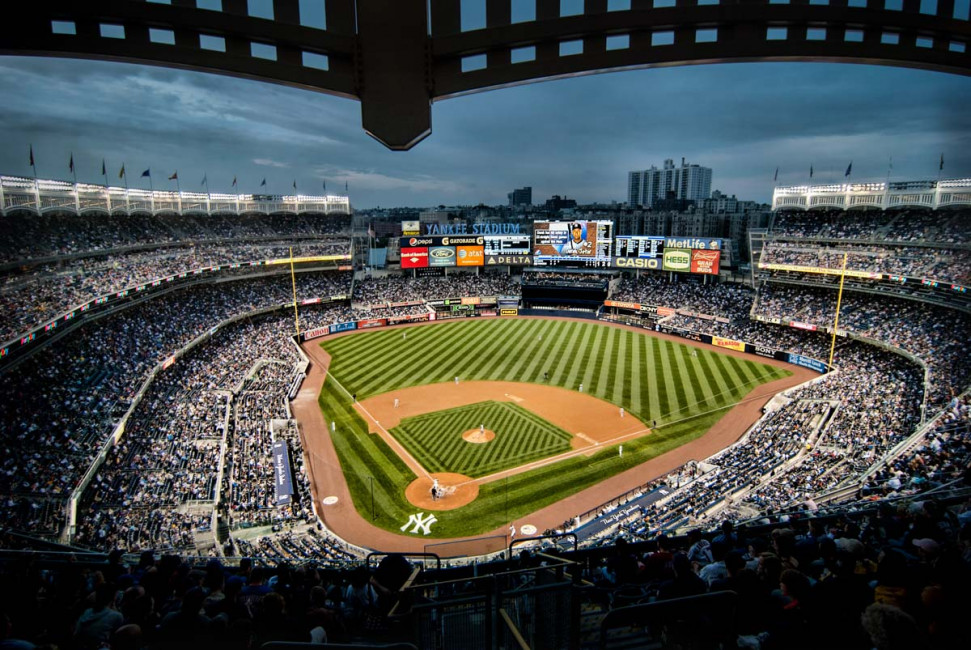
[[532, 220, 613, 268]]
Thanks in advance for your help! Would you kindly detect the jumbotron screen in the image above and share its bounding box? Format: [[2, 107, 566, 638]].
[[532, 220, 613, 268]]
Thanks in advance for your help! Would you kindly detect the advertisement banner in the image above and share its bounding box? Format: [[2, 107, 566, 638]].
[[329, 321, 357, 334], [302, 326, 329, 340], [790, 321, 818, 331], [388, 313, 430, 325], [357, 318, 387, 329], [429, 246, 456, 267], [787, 353, 828, 373], [612, 256, 662, 270], [712, 336, 745, 352], [691, 249, 721, 275], [400, 235, 485, 248], [480, 296, 497, 305], [272, 440, 293, 506], [456, 245, 485, 267], [662, 248, 693, 272], [486, 254, 533, 266], [401, 220, 420, 236], [746, 343, 778, 359], [604, 300, 642, 310], [500, 308, 519, 316], [400, 247, 429, 269], [758, 262, 882, 280], [461, 297, 481, 305], [657, 307, 677, 317]]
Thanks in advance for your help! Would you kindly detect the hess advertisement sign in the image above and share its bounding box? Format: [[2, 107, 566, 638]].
[[662, 249, 692, 272]]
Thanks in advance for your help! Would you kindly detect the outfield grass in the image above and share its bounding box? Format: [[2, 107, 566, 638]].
[[317, 318, 791, 538], [390, 401, 573, 478]]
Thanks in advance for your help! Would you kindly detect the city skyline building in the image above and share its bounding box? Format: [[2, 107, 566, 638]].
[[628, 158, 712, 208]]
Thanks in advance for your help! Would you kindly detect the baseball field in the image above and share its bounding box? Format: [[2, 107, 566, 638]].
[[316, 318, 791, 538]]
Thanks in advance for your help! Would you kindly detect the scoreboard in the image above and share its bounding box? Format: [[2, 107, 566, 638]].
[[614, 236, 665, 259]]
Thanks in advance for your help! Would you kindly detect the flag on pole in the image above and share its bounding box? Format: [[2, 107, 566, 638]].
[[810, 165, 814, 179], [141, 169, 151, 178], [201, 173, 207, 186], [367, 223, 376, 238], [940, 153, 944, 171], [773, 167, 778, 182], [102, 159, 106, 176], [345, 181, 348, 193], [119, 164, 126, 179], [322, 180, 327, 192], [845, 161, 852, 177], [69, 153, 74, 174], [29, 145, 35, 168], [293, 180, 297, 190], [231, 176, 237, 187], [260, 178, 266, 187], [168, 171, 178, 180]]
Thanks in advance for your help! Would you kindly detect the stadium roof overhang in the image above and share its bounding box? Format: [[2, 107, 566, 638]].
[[1, 2, 968, 150]]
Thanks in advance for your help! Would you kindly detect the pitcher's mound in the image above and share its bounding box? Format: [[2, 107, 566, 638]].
[[405, 472, 478, 511], [462, 428, 495, 444]]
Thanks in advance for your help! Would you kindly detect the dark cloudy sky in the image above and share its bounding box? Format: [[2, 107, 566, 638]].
[[1, 54, 968, 209]]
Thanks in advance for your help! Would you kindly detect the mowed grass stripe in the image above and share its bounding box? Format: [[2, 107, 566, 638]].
[[319, 318, 794, 536], [629, 332, 642, 415], [656, 339, 680, 418], [389, 401, 571, 477], [681, 350, 715, 410], [595, 326, 618, 401], [670, 343, 701, 415], [613, 331, 631, 407]]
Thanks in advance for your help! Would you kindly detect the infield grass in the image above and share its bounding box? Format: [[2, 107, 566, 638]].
[[391, 401, 573, 478], [317, 318, 791, 539]]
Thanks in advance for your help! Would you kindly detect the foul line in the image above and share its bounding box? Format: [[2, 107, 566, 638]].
[[325, 371, 432, 480]]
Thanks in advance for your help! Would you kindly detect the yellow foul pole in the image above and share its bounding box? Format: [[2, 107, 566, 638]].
[[828, 252, 849, 368], [290, 246, 300, 338]]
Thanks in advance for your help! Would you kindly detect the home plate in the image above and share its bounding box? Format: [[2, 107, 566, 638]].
[[520, 524, 537, 536], [322, 496, 339, 506]]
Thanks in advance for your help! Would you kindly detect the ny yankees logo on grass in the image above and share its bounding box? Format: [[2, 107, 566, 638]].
[[401, 512, 438, 535]]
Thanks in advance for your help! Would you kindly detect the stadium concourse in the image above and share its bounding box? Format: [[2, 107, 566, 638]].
[[0, 206, 968, 648]]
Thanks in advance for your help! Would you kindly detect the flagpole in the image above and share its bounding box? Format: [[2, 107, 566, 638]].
[[828, 252, 848, 369], [103, 160, 109, 189], [887, 155, 892, 183], [70, 153, 77, 185], [289, 246, 301, 338], [123, 164, 128, 191]]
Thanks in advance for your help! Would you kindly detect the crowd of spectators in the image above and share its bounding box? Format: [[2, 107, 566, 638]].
[[0, 212, 351, 263], [754, 284, 971, 409], [760, 241, 971, 286], [351, 272, 520, 304], [771, 208, 970, 245], [612, 275, 755, 320], [584, 498, 971, 649], [0, 546, 420, 648], [0, 272, 350, 539], [0, 239, 351, 343]]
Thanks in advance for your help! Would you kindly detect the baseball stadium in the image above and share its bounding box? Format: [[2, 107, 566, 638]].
[[2, 2, 971, 649], [1, 173, 969, 648]]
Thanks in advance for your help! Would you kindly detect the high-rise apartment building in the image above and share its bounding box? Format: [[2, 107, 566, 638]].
[[627, 159, 712, 208], [508, 186, 532, 207]]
